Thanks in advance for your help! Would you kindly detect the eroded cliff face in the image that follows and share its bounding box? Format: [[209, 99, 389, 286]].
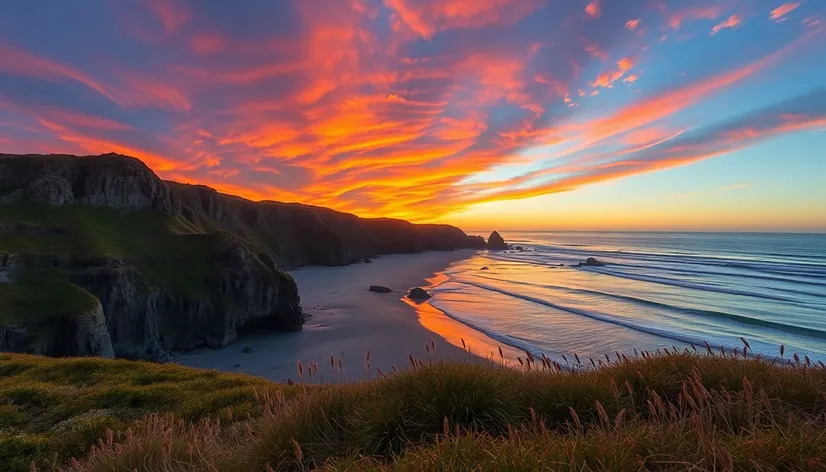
[[68, 241, 301, 360], [0, 282, 114, 359], [0, 153, 482, 360]]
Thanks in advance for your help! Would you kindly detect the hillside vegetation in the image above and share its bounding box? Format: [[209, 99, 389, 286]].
[[0, 201, 239, 298], [2, 349, 825, 471]]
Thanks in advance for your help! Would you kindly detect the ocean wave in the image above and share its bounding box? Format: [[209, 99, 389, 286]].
[[592, 266, 826, 300], [450, 279, 711, 348], [630, 264, 826, 289], [488, 251, 826, 287], [522, 245, 826, 279], [580, 267, 806, 304], [425, 301, 549, 359], [466, 273, 826, 339], [719, 261, 826, 279], [480, 252, 825, 300]]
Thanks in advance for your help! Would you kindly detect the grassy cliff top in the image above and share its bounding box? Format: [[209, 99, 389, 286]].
[[2, 351, 825, 471], [0, 201, 231, 296], [0, 271, 99, 327]]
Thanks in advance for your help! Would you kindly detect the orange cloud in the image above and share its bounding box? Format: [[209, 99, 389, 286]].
[[585, 1, 601, 18], [462, 111, 826, 207], [621, 127, 674, 147], [625, 19, 641, 31], [582, 38, 799, 144], [669, 6, 721, 30], [384, 0, 546, 39], [33, 118, 180, 171], [591, 57, 635, 88], [770, 3, 800, 22], [711, 15, 742, 35], [172, 27, 815, 220]]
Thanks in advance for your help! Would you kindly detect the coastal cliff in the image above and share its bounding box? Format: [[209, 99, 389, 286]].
[[170, 181, 486, 267], [0, 153, 485, 360]]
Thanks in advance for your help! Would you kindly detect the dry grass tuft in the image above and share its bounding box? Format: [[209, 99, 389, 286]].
[[3, 347, 826, 471]]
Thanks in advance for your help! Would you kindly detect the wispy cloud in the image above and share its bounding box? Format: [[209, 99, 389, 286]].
[[668, 6, 722, 30], [711, 15, 742, 35], [770, 3, 801, 22], [0, 43, 122, 105], [455, 89, 826, 205], [591, 57, 635, 88]]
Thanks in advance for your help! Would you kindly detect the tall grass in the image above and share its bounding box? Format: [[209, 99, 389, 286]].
[[6, 346, 821, 472]]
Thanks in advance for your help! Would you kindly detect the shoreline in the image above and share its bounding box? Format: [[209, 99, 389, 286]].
[[176, 250, 514, 381]]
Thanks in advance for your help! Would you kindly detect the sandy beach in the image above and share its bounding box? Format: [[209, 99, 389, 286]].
[[177, 250, 516, 382]]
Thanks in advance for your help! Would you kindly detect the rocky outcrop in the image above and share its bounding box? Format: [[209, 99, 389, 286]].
[[0, 252, 18, 282], [0, 153, 484, 360], [0, 299, 114, 358], [69, 239, 300, 359], [406, 287, 431, 301], [579, 257, 607, 267], [0, 153, 179, 213], [369, 285, 393, 293], [24, 175, 75, 206], [487, 231, 509, 250]]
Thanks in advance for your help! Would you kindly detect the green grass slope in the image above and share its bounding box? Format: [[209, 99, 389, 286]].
[[0, 201, 230, 297], [0, 271, 99, 328], [0, 354, 285, 472], [2, 351, 825, 471]]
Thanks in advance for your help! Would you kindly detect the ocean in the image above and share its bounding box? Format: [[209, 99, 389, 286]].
[[426, 232, 826, 364]]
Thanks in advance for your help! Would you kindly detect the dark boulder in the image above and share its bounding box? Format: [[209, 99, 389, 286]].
[[580, 257, 606, 267], [406, 287, 431, 301], [480, 266, 489, 271], [487, 231, 508, 250], [364, 257, 372, 263], [369, 285, 392, 293]]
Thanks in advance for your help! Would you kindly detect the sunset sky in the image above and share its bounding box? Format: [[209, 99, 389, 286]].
[[1, 1, 824, 231]]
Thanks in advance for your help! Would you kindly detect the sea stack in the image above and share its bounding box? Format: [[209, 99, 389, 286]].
[[487, 231, 509, 250]]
